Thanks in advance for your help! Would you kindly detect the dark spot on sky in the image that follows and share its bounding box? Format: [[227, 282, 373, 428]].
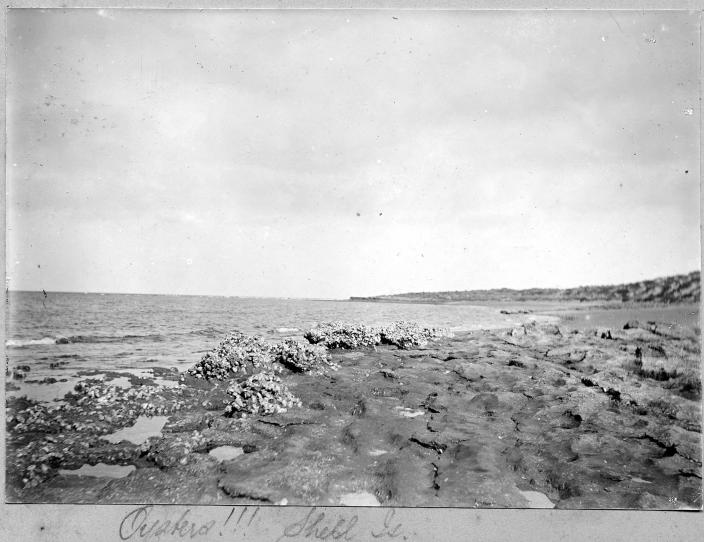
[[356, 212, 361, 216], [685, 170, 688, 174], [379, 212, 383, 216]]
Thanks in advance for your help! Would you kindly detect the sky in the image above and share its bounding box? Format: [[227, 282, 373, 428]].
[[5, 9, 701, 298]]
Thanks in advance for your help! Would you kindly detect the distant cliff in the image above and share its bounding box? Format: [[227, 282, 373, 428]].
[[351, 271, 701, 304]]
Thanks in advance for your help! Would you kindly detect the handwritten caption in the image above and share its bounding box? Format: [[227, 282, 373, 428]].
[[119, 505, 405, 541]]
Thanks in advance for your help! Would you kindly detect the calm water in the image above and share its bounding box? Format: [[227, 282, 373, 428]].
[[6, 292, 698, 402], [5, 291, 528, 385]]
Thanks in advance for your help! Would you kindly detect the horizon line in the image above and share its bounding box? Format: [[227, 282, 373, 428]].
[[5, 289, 344, 302], [6, 269, 700, 301]]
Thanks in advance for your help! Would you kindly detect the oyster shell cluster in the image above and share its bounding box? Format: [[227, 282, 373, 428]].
[[224, 372, 302, 416], [187, 331, 279, 380], [272, 338, 338, 375], [188, 332, 341, 380], [200, 323, 451, 416], [8, 321, 454, 490], [378, 320, 454, 349], [304, 321, 382, 349], [304, 320, 453, 350], [7, 379, 188, 488]]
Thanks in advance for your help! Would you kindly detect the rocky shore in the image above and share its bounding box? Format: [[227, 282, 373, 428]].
[[352, 271, 700, 304], [5, 318, 701, 508]]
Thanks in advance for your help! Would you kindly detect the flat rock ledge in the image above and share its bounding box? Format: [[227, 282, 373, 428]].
[[6, 321, 701, 509]]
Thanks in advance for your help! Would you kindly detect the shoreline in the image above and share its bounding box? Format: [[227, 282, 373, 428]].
[[5, 312, 701, 508]]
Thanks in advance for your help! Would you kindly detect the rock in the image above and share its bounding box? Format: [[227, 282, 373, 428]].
[[7, 315, 701, 509], [595, 328, 612, 339], [146, 433, 208, 468]]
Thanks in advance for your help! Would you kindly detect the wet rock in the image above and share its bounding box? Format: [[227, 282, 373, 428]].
[[151, 367, 179, 377], [595, 328, 613, 339], [7, 315, 701, 509], [624, 320, 642, 330], [163, 413, 214, 433], [372, 450, 439, 505], [24, 377, 58, 385], [559, 410, 582, 429], [466, 393, 500, 415], [421, 392, 444, 413], [349, 399, 366, 417], [146, 432, 208, 468]]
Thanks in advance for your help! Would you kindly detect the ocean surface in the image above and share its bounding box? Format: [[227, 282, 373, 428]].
[[5, 292, 698, 404], [5, 292, 535, 399]]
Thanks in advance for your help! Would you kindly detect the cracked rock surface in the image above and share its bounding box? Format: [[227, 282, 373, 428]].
[[6, 321, 701, 508]]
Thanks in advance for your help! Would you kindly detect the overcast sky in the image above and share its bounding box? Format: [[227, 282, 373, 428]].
[[6, 9, 700, 298]]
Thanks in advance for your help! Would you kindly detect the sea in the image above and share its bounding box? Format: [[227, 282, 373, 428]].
[[5, 291, 538, 402], [5, 291, 699, 404]]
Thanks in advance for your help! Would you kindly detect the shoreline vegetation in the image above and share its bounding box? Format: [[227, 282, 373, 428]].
[[5, 305, 702, 508], [350, 271, 701, 305]]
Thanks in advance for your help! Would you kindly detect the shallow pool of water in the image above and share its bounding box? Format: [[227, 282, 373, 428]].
[[208, 446, 244, 462], [368, 449, 388, 456], [58, 463, 136, 479], [102, 415, 169, 445], [395, 407, 425, 418], [6, 379, 77, 403], [630, 476, 652, 484]]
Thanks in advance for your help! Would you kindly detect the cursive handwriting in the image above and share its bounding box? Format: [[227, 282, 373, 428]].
[[277, 508, 358, 542], [370, 510, 403, 539], [118, 505, 404, 541], [278, 507, 404, 542], [119, 506, 216, 540]]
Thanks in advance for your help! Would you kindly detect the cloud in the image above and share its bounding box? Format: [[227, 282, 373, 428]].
[[6, 9, 700, 297]]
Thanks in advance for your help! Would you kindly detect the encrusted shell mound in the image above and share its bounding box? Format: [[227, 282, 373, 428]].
[[304, 321, 453, 350], [225, 372, 301, 416], [187, 331, 279, 380]]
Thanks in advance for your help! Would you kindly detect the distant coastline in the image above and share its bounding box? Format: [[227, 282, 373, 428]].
[[351, 271, 701, 305]]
